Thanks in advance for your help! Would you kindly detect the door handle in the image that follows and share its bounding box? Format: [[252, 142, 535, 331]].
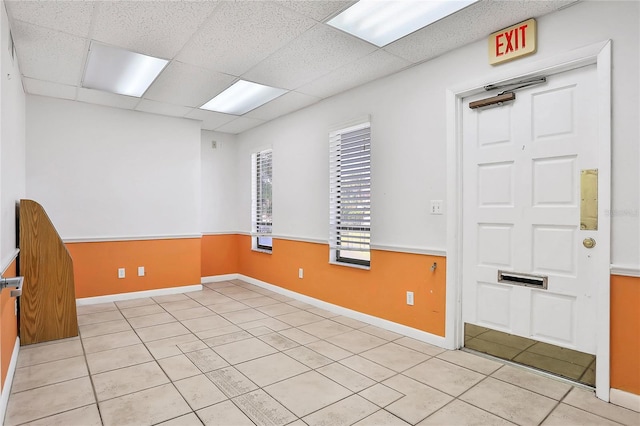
[[0, 276, 23, 297], [583, 238, 596, 249]]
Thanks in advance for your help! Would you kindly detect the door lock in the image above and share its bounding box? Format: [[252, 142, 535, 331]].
[[582, 238, 596, 249]]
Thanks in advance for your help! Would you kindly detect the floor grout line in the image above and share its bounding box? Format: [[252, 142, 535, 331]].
[[6, 280, 634, 426], [462, 347, 595, 392], [78, 326, 106, 426]]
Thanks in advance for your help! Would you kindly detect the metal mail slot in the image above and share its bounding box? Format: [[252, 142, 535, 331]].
[[497, 270, 548, 289]]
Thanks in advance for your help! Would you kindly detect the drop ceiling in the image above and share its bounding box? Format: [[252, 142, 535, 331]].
[[5, 0, 577, 134]]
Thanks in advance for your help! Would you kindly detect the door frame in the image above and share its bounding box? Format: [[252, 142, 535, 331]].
[[445, 40, 612, 401]]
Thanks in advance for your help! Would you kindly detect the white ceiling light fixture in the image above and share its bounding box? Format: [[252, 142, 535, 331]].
[[83, 42, 168, 97], [328, 0, 479, 47], [200, 80, 287, 115]]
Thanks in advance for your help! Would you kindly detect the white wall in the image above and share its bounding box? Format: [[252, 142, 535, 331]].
[[0, 1, 25, 268], [26, 97, 202, 240], [228, 0, 639, 266], [200, 130, 239, 233]]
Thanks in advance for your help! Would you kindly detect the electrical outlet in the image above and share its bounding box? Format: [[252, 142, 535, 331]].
[[118, 268, 125, 279], [298, 268, 304, 279], [138, 266, 145, 277], [406, 291, 414, 306], [430, 200, 443, 215]]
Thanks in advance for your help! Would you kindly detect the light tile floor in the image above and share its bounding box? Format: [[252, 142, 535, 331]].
[[5, 280, 639, 426]]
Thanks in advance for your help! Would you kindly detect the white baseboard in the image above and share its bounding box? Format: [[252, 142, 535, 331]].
[[0, 337, 20, 426], [76, 284, 203, 306], [233, 274, 448, 349], [610, 388, 640, 412], [201, 274, 239, 284]]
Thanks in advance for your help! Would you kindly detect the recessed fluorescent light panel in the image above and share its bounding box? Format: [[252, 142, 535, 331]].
[[328, 0, 479, 47], [83, 42, 168, 97], [200, 80, 287, 115]]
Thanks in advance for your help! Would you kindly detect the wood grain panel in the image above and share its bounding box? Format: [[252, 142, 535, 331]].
[[19, 199, 78, 345]]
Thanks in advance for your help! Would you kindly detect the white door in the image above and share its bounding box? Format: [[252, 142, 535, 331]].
[[462, 64, 603, 355]]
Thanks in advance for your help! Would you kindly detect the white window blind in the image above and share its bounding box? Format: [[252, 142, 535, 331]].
[[329, 122, 371, 266], [251, 149, 273, 246]]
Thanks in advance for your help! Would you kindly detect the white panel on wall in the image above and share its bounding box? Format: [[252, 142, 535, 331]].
[[234, 114, 331, 240], [25, 96, 201, 239], [228, 1, 638, 264], [200, 130, 240, 233], [1, 4, 27, 266], [235, 64, 451, 248]]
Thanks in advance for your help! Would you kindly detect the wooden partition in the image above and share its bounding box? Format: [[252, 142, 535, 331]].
[[18, 199, 78, 345]]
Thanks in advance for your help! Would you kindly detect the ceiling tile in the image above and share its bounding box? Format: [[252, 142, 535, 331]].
[[77, 88, 140, 110], [245, 91, 320, 121], [5, 1, 95, 37], [242, 24, 377, 90], [91, 1, 220, 59], [135, 99, 193, 118], [23, 78, 77, 101], [177, 1, 316, 76], [385, 0, 577, 64], [215, 117, 266, 134], [275, 0, 355, 22], [10, 21, 87, 86], [143, 61, 236, 108], [297, 50, 411, 99], [185, 109, 237, 130], [6, 0, 577, 134]]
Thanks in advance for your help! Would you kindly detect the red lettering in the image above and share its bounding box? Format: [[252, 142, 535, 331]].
[[505, 29, 514, 53], [496, 33, 504, 56], [519, 24, 527, 48], [493, 22, 532, 61]]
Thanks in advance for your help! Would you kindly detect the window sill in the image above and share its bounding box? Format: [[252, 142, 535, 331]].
[[329, 260, 370, 270], [252, 248, 273, 254]]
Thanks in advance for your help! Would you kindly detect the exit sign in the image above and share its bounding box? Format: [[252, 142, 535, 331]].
[[489, 18, 537, 65]]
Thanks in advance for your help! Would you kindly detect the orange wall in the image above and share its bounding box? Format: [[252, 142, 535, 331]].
[[1, 258, 19, 390], [202, 234, 446, 336], [202, 234, 239, 277], [610, 274, 640, 395], [66, 238, 201, 298], [67, 234, 638, 395]]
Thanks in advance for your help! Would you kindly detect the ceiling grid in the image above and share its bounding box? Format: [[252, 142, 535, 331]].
[[4, 0, 577, 134]]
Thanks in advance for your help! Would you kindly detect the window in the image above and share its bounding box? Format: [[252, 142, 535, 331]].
[[251, 149, 273, 251], [329, 122, 371, 267]]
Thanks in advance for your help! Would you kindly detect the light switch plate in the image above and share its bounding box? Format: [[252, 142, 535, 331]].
[[430, 200, 443, 215]]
